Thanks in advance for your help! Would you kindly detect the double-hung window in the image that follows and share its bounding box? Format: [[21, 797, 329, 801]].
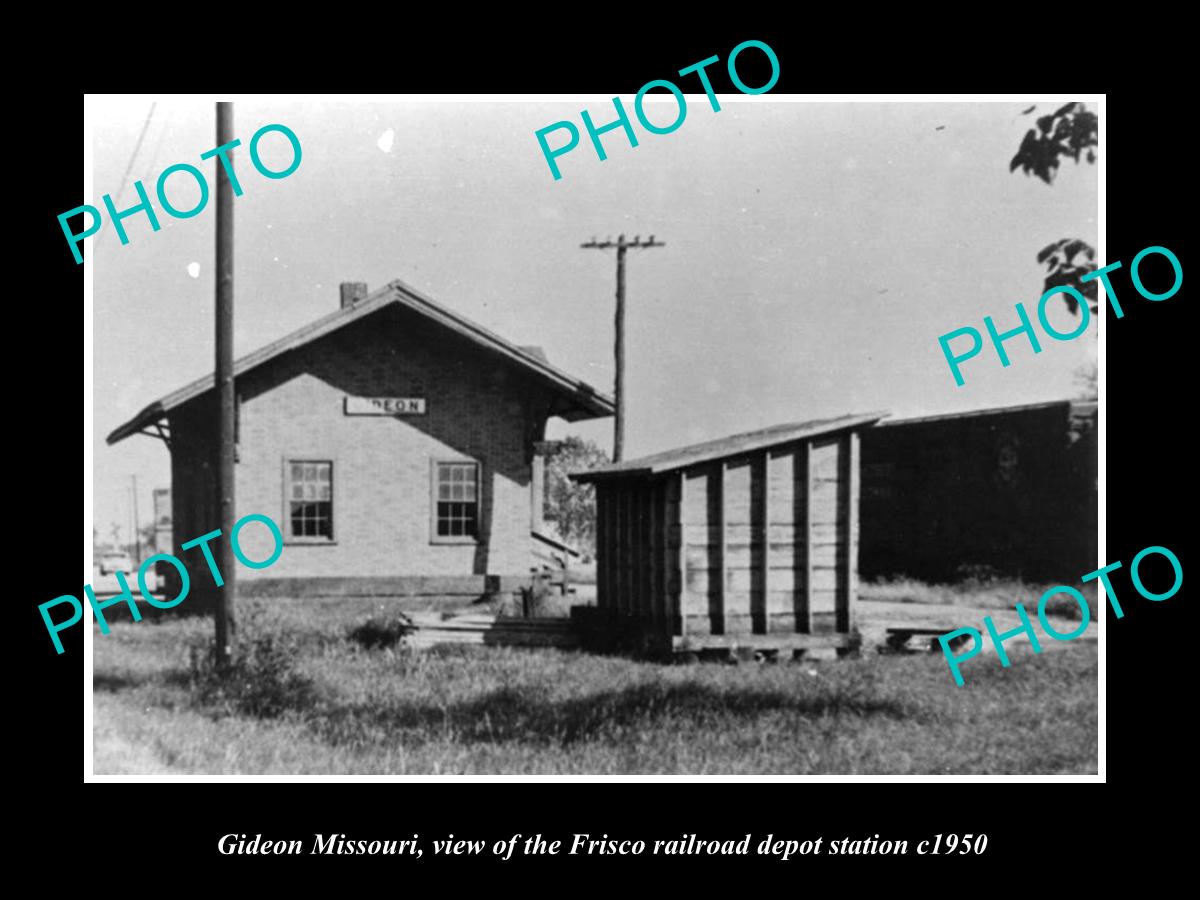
[[433, 461, 479, 540], [286, 460, 334, 541]]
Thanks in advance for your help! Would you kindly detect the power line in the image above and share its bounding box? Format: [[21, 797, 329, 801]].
[[141, 101, 173, 186], [115, 101, 157, 204], [95, 102, 158, 252]]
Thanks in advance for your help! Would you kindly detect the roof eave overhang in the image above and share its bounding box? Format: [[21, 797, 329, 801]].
[[106, 401, 167, 446], [570, 466, 654, 484], [570, 412, 888, 483], [106, 283, 615, 445]]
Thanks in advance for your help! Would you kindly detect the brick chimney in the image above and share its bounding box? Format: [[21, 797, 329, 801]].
[[340, 282, 368, 309]]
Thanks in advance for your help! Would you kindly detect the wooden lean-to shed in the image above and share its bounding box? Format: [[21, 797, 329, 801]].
[[571, 413, 885, 658]]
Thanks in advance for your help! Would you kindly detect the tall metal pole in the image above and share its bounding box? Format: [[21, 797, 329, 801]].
[[581, 234, 664, 464], [215, 101, 236, 667]]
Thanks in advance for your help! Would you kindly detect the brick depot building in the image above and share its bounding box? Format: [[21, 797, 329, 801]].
[[107, 280, 613, 602]]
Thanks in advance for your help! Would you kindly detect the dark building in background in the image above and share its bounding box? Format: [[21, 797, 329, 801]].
[[860, 400, 1097, 582]]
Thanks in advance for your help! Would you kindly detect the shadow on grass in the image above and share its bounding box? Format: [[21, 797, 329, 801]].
[[306, 682, 917, 748], [94, 669, 194, 693], [94, 673, 139, 692]]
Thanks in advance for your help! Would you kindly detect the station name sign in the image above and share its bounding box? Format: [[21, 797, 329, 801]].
[[344, 396, 426, 416]]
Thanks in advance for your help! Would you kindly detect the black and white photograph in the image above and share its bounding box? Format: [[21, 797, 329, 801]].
[[84, 92, 1101, 776]]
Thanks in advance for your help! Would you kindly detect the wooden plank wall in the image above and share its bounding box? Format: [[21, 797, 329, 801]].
[[666, 475, 682, 626], [682, 464, 722, 632], [719, 457, 766, 634], [593, 432, 855, 639], [598, 478, 670, 620], [596, 487, 607, 611], [644, 477, 680, 624], [767, 444, 806, 633], [677, 434, 853, 637], [808, 436, 845, 635], [841, 431, 860, 633]]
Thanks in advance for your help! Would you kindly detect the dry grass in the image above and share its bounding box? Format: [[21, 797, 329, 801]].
[[861, 575, 1098, 621], [92, 596, 1097, 775]]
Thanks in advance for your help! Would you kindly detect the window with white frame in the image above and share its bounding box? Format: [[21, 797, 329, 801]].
[[286, 460, 333, 540], [433, 461, 479, 539]]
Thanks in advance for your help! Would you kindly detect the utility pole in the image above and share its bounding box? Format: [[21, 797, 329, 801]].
[[215, 101, 236, 668], [581, 234, 664, 462], [131, 474, 141, 567]]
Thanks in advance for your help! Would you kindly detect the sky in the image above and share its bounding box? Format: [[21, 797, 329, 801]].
[[88, 96, 1098, 543]]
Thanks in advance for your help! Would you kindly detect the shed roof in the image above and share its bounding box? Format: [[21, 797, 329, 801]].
[[571, 412, 887, 482], [876, 398, 1094, 428], [107, 279, 615, 445]]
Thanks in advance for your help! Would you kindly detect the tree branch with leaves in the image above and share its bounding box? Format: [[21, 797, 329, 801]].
[[543, 436, 610, 557], [1010, 102, 1099, 314]]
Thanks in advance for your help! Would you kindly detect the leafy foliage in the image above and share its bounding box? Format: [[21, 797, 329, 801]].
[[188, 603, 317, 718], [544, 435, 610, 556], [1037, 237, 1098, 314], [1073, 362, 1098, 401], [1010, 102, 1097, 184], [1010, 103, 1099, 316], [348, 612, 416, 650]]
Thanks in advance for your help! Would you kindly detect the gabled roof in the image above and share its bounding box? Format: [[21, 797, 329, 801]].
[[107, 279, 615, 445], [571, 412, 887, 482]]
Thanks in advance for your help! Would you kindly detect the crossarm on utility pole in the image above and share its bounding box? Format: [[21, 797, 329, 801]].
[[580, 234, 664, 463]]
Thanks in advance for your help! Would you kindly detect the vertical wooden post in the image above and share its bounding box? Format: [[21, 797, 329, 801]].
[[214, 100, 236, 667], [633, 485, 645, 619], [643, 484, 655, 623], [613, 486, 622, 616], [840, 431, 860, 634], [610, 486, 620, 616], [802, 442, 814, 634], [530, 450, 545, 533], [604, 488, 615, 613], [656, 481, 668, 623], [600, 489, 609, 619], [716, 462, 727, 635], [758, 451, 770, 634], [638, 487, 648, 619], [619, 485, 629, 616], [676, 471, 688, 638], [646, 484, 657, 622]]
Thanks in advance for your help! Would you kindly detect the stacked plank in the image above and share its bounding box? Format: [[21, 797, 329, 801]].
[[405, 613, 579, 649]]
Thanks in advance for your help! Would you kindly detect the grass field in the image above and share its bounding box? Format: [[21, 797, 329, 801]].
[[861, 575, 1099, 620], [92, 595, 1098, 775]]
